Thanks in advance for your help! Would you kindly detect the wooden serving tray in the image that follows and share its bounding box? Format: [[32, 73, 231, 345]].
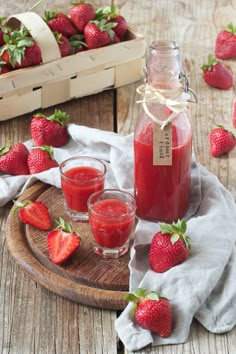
[[6, 181, 130, 310]]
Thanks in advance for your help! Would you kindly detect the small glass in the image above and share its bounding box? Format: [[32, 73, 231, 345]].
[[60, 156, 106, 222], [88, 189, 136, 258]]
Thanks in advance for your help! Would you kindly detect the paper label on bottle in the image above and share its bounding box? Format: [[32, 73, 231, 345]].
[[153, 122, 172, 165]]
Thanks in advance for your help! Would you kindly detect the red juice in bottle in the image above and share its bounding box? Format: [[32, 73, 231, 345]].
[[134, 41, 192, 222]]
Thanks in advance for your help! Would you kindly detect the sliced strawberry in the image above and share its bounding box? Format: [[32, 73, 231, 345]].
[[47, 217, 80, 264], [14, 200, 51, 230]]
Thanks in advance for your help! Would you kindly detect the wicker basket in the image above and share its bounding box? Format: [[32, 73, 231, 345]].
[[0, 11, 145, 121]]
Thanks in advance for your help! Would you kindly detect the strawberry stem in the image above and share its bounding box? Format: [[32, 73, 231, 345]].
[[160, 219, 191, 249]]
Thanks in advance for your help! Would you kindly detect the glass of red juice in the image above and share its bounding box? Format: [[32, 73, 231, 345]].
[[60, 156, 106, 222], [88, 189, 136, 259]]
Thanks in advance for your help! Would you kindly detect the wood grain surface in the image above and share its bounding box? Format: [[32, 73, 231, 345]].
[[1, 0, 236, 354]]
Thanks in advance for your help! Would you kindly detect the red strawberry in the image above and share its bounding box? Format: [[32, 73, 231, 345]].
[[84, 20, 115, 49], [69, 34, 87, 53], [30, 109, 69, 147], [69, 1, 95, 32], [201, 54, 233, 90], [0, 27, 41, 68], [44, 11, 77, 38], [96, 5, 128, 40], [149, 219, 191, 273], [13, 200, 51, 230], [0, 61, 11, 75], [215, 23, 236, 59], [47, 217, 80, 264], [209, 125, 236, 157], [54, 32, 72, 57], [27, 145, 58, 174], [233, 102, 236, 129], [0, 143, 29, 175], [125, 288, 172, 337]]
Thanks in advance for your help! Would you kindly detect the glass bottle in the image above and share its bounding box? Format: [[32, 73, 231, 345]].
[[134, 40, 193, 222]]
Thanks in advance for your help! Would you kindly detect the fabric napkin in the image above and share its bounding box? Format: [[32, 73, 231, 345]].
[[1, 124, 236, 352]]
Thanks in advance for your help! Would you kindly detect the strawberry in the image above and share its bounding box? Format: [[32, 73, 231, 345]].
[[13, 200, 51, 230], [84, 19, 116, 49], [27, 145, 58, 174], [201, 54, 233, 90], [69, 1, 95, 32], [0, 27, 42, 69], [47, 217, 80, 264], [30, 109, 69, 147], [209, 124, 236, 157], [96, 5, 128, 40], [54, 32, 72, 57], [69, 34, 87, 53], [149, 219, 191, 273], [0, 143, 29, 175], [125, 288, 172, 337], [44, 11, 77, 38], [233, 102, 236, 129], [215, 23, 236, 59], [0, 60, 11, 75]]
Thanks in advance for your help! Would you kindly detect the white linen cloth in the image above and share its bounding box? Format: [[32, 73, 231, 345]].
[[1, 124, 236, 352]]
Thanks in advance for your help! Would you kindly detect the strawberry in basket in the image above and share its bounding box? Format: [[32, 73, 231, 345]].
[[0, 27, 42, 68], [69, 1, 95, 32], [53, 32, 72, 57], [44, 10, 77, 38], [96, 5, 128, 40]]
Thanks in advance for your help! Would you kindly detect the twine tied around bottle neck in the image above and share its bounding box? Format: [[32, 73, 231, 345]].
[[136, 83, 191, 130]]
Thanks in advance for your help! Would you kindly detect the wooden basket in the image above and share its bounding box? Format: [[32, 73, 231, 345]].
[[0, 12, 145, 121]]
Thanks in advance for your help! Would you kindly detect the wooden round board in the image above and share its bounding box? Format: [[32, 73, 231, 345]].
[[6, 181, 130, 310]]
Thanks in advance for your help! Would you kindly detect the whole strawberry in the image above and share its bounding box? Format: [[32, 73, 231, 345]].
[[44, 11, 77, 38], [201, 54, 233, 90], [13, 200, 51, 230], [31, 109, 69, 147], [47, 217, 80, 264], [0, 143, 29, 175], [84, 19, 115, 49], [27, 145, 58, 174], [69, 1, 95, 32], [209, 125, 236, 157], [0, 60, 11, 75], [215, 23, 236, 59], [125, 288, 172, 337], [96, 5, 128, 40], [149, 219, 191, 273], [54, 32, 72, 57], [0, 27, 42, 68], [233, 102, 236, 129]]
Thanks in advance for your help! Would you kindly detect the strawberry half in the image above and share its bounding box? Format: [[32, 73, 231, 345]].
[[209, 124, 236, 157], [149, 219, 191, 273], [0, 143, 29, 175], [13, 200, 51, 230], [47, 217, 80, 264], [125, 288, 172, 337], [31, 109, 69, 147], [201, 54, 233, 90], [215, 23, 236, 59], [27, 145, 58, 174]]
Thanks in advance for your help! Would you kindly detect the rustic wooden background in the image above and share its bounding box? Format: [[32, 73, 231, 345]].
[[0, 0, 236, 353]]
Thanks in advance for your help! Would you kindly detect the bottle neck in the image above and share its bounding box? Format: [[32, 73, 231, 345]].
[[145, 40, 183, 90]]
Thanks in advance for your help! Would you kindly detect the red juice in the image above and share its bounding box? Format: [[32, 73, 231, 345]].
[[61, 166, 105, 212], [134, 121, 192, 222], [89, 199, 135, 248]]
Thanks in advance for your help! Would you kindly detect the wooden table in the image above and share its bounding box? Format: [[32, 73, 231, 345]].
[[1, 1, 236, 353]]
